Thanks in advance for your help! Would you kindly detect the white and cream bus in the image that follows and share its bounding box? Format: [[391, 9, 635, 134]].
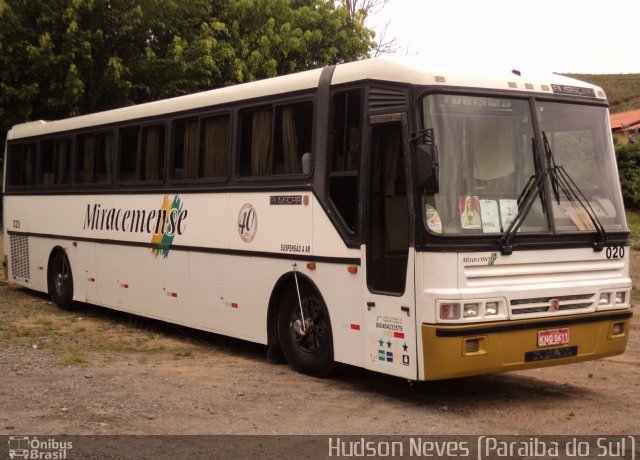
[[3, 58, 633, 380]]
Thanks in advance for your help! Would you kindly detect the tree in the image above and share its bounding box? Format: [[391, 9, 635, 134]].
[[616, 141, 640, 210], [338, 0, 398, 56], [0, 0, 375, 146]]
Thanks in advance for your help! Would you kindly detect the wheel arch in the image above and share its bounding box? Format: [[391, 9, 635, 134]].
[[266, 271, 330, 358], [46, 245, 68, 292], [46, 244, 77, 309]]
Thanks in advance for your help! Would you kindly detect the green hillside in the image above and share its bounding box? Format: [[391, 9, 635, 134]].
[[563, 73, 640, 113]]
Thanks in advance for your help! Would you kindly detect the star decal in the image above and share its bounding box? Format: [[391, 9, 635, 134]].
[[386, 340, 392, 349], [378, 338, 384, 348], [402, 343, 408, 352]]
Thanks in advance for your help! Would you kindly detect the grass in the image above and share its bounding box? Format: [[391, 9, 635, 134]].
[[627, 210, 640, 249], [58, 348, 89, 365], [0, 284, 200, 367], [173, 350, 193, 359]]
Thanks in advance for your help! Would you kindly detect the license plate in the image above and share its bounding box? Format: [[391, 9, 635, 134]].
[[537, 328, 570, 347]]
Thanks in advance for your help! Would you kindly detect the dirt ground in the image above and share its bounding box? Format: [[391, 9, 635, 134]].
[[0, 249, 638, 439]]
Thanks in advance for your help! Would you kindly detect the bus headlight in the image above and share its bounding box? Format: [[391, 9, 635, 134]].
[[463, 303, 480, 318], [599, 293, 611, 306], [615, 292, 626, 305], [436, 298, 506, 323], [485, 301, 499, 316], [440, 303, 460, 320]]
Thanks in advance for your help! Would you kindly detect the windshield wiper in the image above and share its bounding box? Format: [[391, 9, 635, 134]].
[[500, 135, 607, 255], [499, 138, 547, 255], [542, 132, 606, 251]]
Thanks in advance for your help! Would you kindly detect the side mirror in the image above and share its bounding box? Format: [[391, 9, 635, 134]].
[[415, 143, 439, 192]]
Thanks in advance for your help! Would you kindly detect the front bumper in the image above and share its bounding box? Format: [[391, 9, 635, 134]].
[[421, 310, 632, 381]]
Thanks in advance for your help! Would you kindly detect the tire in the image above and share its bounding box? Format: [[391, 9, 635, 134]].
[[277, 282, 336, 377], [48, 249, 75, 309]]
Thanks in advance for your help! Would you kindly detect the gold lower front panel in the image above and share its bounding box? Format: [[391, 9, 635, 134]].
[[421, 311, 631, 381]]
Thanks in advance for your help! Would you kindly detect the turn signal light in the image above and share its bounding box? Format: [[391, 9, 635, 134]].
[[440, 303, 461, 320]]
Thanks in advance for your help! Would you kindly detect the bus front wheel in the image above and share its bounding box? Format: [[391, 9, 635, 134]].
[[48, 249, 75, 309], [277, 283, 335, 377]]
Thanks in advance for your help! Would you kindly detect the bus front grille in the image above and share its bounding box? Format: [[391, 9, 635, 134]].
[[9, 234, 30, 281], [510, 293, 595, 316]]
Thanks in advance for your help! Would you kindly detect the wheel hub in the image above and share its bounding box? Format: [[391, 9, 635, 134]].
[[293, 318, 313, 337]]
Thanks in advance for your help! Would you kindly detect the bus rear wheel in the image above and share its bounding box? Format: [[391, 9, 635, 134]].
[[278, 283, 335, 377], [48, 249, 75, 310]]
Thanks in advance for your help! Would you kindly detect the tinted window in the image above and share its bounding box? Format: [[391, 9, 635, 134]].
[[141, 125, 165, 181], [118, 124, 165, 182], [6, 143, 36, 187], [39, 139, 71, 186], [328, 90, 362, 231], [119, 126, 140, 181], [76, 132, 113, 184], [238, 101, 313, 177], [199, 115, 229, 179], [173, 115, 228, 180]]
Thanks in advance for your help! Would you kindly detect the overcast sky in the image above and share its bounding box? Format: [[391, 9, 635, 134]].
[[367, 0, 639, 74]]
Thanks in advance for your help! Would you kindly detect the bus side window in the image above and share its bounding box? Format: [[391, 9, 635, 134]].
[[76, 132, 113, 184], [41, 139, 70, 186], [238, 101, 313, 177], [173, 115, 228, 180], [239, 106, 273, 177], [173, 118, 199, 180], [39, 139, 56, 185], [7, 142, 36, 188], [328, 89, 362, 232], [141, 124, 165, 181], [54, 139, 72, 185], [273, 101, 313, 175], [119, 124, 165, 182], [199, 115, 229, 179], [119, 126, 141, 181]]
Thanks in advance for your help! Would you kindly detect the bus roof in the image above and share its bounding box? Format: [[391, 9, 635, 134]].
[[7, 58, 606, 141]]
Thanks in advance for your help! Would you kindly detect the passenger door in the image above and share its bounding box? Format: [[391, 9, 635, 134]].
[[363, 114, 417, 379]]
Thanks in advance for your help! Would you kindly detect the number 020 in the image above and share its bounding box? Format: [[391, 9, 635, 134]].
[[605, 246, 624, 259]]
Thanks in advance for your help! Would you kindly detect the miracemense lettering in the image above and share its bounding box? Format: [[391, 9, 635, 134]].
[[84, 204, 187, 236]]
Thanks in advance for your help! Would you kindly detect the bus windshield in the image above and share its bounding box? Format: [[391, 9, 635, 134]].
[[536, 102, 627, 233], [419, 94, 626, 236]]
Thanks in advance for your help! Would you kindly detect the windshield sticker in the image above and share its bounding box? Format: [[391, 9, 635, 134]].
[[425, 204, 442, 233], [479, 200, 500, 233], [460, 195, 481, 229], [499, 199, 518, 230]]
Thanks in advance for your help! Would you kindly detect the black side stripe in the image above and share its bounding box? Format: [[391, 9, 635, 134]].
[[7, 230, 361, 266]]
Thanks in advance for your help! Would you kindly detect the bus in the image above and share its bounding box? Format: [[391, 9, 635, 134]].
[[3, 58, 633, 381]]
